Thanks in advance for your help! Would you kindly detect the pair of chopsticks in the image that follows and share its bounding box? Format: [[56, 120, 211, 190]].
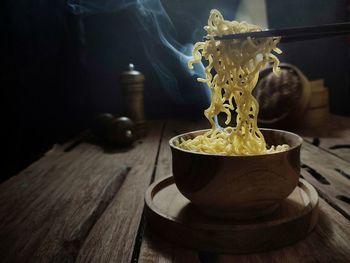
[[205, 22, 350, 43]]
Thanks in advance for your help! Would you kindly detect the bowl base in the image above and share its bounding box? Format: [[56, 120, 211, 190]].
[[145, 175, 319, 254]]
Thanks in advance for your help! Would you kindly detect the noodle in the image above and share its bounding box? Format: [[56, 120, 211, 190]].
[[178, 9, 289, 155]]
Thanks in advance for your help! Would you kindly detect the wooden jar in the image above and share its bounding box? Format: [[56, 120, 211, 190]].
[[120, 64, 147, 138], [300, 79, 329, 127]]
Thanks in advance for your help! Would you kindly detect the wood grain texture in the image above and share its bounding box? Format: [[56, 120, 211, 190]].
[[300, 115, 350, 162], [217, 198, 350, 263], [145, 176, 319, 253], [139, 120, 207, 263], [300, 142, 350, 219], [76, 122, 163, 263], [140, 228, 200, 263], [0, 141, 129, 262], [2, 118, 348, 263], [139, 120, 350, 263]]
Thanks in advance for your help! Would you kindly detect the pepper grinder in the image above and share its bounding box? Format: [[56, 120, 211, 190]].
[[120, 63, 147, 138]]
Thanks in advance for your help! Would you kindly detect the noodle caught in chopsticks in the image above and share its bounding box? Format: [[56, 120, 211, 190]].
[[178, 9, 289, 155]]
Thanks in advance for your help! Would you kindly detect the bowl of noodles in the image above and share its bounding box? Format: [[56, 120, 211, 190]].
[[170, 128, 302, 219], [169, 9, 304, 219]]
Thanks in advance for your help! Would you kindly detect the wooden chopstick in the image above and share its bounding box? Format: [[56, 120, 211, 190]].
[[204, 22, 350, 42]]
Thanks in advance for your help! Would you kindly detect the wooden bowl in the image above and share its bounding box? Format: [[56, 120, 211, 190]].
[[169, 129, 303, 220]]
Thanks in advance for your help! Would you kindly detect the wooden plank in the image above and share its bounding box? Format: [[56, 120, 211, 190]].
[[76, 122, 164, 263], [139, 120, 208, 263], [299, 115, 350, 162], [0, 130, 93, 204], [217, 198, 350, 263], [0, 141, 129, 262], [300, 142, 350, 219]]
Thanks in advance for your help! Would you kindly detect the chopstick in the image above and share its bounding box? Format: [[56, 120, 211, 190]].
[[204, 22, 350, 43]]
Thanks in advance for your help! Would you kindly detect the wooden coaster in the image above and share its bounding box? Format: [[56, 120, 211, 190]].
[[145, 175, 319, 254]]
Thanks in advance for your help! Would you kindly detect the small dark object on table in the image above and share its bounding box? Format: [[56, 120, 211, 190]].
[[93, 114, 135, 147]]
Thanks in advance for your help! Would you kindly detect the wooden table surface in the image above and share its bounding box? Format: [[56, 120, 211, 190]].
[[0, 115, 349, 263]]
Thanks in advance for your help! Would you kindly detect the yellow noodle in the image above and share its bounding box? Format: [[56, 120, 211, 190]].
[[179, 9, 289, 155]]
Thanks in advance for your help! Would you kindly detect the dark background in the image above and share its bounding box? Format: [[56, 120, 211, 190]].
[[3, 0, 350, 181]]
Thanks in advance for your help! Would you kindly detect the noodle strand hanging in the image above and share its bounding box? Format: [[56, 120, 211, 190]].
[[178, 9, 289, 155]]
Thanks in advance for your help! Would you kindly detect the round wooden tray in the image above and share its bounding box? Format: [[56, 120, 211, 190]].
[[145, 175, 319, 254]]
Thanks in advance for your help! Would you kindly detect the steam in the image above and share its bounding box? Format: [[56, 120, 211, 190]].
[[133, 0, 209, 103], [67, 0, 269, 111], [68, 0, 210, 104], [68, 0, 133, 15]]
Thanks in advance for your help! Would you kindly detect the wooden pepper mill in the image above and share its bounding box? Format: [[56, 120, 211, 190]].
[[120, 63, 147, 138]]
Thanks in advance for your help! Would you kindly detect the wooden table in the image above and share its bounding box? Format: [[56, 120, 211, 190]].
[[1, 116, 349, 262]]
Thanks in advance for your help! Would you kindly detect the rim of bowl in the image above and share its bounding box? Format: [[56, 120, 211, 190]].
[[169, 128, 303, 157]]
